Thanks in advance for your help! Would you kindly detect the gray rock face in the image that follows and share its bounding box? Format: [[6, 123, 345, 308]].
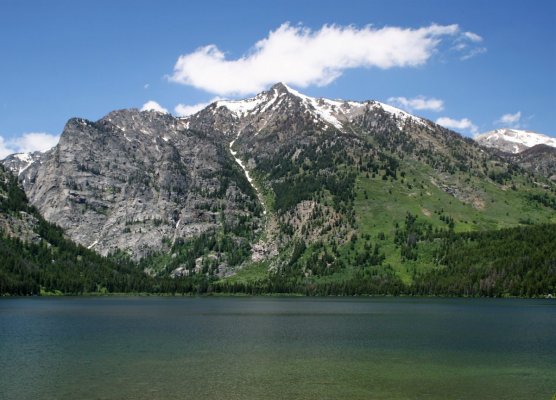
[[510, 144, 556, 180], [8, 109, 261, 259], [0, 166, 42, 245]]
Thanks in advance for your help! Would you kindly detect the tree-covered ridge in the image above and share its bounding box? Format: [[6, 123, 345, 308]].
[[1, 158, 555, 297], [229, 98, 556, 284], [0, 165, 33, 214], [412, 224, 556, 297], [217, 223, 556, 297]]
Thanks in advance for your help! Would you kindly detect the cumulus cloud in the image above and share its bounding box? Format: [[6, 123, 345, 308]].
[[0, 132, 60, 159], [141, 100, 168, 113], [436, 117, 478, 135], [174, 97, 221, 117], [387, 96, 444, 112], [495, 111, 521, 127], [169, 22, 483, 96]]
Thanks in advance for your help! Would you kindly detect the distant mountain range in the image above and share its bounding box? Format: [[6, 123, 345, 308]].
[[2, 83, 555, 296], [475, 128, 556, 154]]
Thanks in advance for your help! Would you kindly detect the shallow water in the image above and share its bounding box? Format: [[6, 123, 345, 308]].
[[1, 297, 555, 399]]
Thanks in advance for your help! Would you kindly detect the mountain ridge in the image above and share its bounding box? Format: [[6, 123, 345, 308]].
[[2, 83, 556, 292]]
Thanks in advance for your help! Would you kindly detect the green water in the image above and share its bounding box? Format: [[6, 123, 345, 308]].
[[0, 297, 554, 400]]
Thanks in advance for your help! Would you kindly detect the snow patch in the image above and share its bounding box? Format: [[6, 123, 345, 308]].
[[284, 83, 425, 130], [282, 84, 345, 129], [229, 136, 267, 215], [12, 153, 37, 175], [217, 95, 266, 118], [15, 153, 32, 163], [374, 102, 427, 127], [476, 128, 556, 153]]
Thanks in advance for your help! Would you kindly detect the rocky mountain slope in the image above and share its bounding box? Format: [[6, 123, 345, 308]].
[[0, 163, 188, 295], [3, 83, 556, 288], [0, 164, 42, 244], [474, 128, 556, 179], [5, 110, 262, 265], [508, 144, 556, 181], [3, 151, 46, 177]]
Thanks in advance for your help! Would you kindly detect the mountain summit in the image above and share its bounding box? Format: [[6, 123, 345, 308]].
[[475, 128, 556, 154], [211, 82, 425, 133]]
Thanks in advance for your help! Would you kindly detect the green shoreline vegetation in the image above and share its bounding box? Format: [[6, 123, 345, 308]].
[[1, 147, 556, 297], [2, 222, 555, 297]]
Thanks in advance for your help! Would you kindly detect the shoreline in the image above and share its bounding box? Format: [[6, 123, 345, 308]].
[[1, 292, 553, 299]]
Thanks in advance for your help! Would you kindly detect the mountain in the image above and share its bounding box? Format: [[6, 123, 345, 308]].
[[475, 128, 556, 154], [2, 83, 556, 295], [7, 110, 262, 266], [509, 144, 556, 181], [475, 129, 556, 179], [2, 151, 46, 178], [0, 163, 159, 295]]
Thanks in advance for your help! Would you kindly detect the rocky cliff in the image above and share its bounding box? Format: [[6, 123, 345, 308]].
[[7, 109, 262, 261]]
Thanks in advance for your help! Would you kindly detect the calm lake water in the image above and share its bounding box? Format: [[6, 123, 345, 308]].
[[0, 297, 554, 400]]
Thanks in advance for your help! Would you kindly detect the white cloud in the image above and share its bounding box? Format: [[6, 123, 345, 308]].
[[453, 31, 485, 60], [387, 96, 444, 112], [169, 22, 483, 96], [460, 46, 487, 60], [495, 111, 521, 127], [436, 117, 478, 135], [0, 132, 60, 159], [174, 97, 221, 117], [11, 132, 60, 153], [463, 31, 483, 42], [141, 100, 168, 113], [0, 137, 13, 159]]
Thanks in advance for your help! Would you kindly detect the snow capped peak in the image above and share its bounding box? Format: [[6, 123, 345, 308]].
[[215, 82, 301, 117], [267, 83, 368, 129], [475, 128, 556, 154], [213, 82, 426, 131], [270, 82, 291, 93]]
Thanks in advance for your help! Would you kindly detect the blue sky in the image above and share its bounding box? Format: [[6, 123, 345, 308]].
[[0, 0, 555, 155]]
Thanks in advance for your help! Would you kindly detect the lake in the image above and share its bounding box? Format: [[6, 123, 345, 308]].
[[0, 297, 554, 399]]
